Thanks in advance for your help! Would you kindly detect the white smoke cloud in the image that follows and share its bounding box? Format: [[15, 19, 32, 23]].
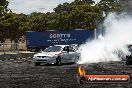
[[93, 0, 101, 3], [78, 13, 132, 64]]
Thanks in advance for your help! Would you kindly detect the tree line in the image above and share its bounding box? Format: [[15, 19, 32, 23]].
[[0, 0, 129, 43]]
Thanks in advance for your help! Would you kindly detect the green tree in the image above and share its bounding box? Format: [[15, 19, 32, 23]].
[[24, 12, 61, 31], [24, 12, 48, 31], [97, 0, 125, 16], [54, 0, 103, 30], [0, 0, 10, 42], [0, 0, 10, 15], [0, 13, 27, 42]]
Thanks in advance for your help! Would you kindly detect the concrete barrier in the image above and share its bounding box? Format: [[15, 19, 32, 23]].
[[0, 52, 35, 60]]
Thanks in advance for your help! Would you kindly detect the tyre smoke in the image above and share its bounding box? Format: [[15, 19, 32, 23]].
[[78, 13, 132, 64]]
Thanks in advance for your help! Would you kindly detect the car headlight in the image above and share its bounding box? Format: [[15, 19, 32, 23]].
[[33, 56, 37, 58]]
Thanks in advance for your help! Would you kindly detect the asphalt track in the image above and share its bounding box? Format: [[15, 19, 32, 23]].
[[0, 58, 132, 88]]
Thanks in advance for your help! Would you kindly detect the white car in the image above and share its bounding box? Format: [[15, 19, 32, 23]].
[[33, 45, 80, 66]]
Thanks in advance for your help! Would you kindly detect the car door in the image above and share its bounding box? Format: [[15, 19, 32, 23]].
[[68, 46, 78, 63], [61, 46, 70, 63], [61, 46, 78, 63]]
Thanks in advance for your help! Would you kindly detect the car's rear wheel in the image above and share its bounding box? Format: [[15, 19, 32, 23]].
[[35, 62, 40, 66], [56, 56, 61, 65]]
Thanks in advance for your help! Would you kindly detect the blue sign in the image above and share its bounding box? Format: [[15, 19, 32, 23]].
[[26, 29, 95, 48]]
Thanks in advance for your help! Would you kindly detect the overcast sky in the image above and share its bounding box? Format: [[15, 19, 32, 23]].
[[8, 0, 101, 14]]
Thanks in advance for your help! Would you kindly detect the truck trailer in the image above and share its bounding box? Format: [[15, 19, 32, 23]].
[[25, 29, 96, 52]]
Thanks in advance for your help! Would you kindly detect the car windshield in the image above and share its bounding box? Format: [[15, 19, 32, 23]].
[[44, 46, 62, 52]]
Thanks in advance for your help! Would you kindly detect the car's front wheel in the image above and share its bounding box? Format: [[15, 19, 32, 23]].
[[56, 56, 61, 65]]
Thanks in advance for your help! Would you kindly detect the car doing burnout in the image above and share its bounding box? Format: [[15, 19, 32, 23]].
[[33, 45, 80, 66]]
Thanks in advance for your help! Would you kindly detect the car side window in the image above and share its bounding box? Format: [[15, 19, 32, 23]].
[[63, 46, 69, 52], [63, 46, 75, 52], [69, 46, 75, 52]]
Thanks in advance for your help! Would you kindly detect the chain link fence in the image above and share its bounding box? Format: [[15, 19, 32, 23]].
[[0, 42, 27, 55]]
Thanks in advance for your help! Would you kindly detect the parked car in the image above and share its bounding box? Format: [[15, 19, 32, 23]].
[[33, 45, 80, 66]]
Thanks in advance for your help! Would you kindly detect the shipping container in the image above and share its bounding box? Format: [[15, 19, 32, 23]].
[[25, 29, 95, 52]]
